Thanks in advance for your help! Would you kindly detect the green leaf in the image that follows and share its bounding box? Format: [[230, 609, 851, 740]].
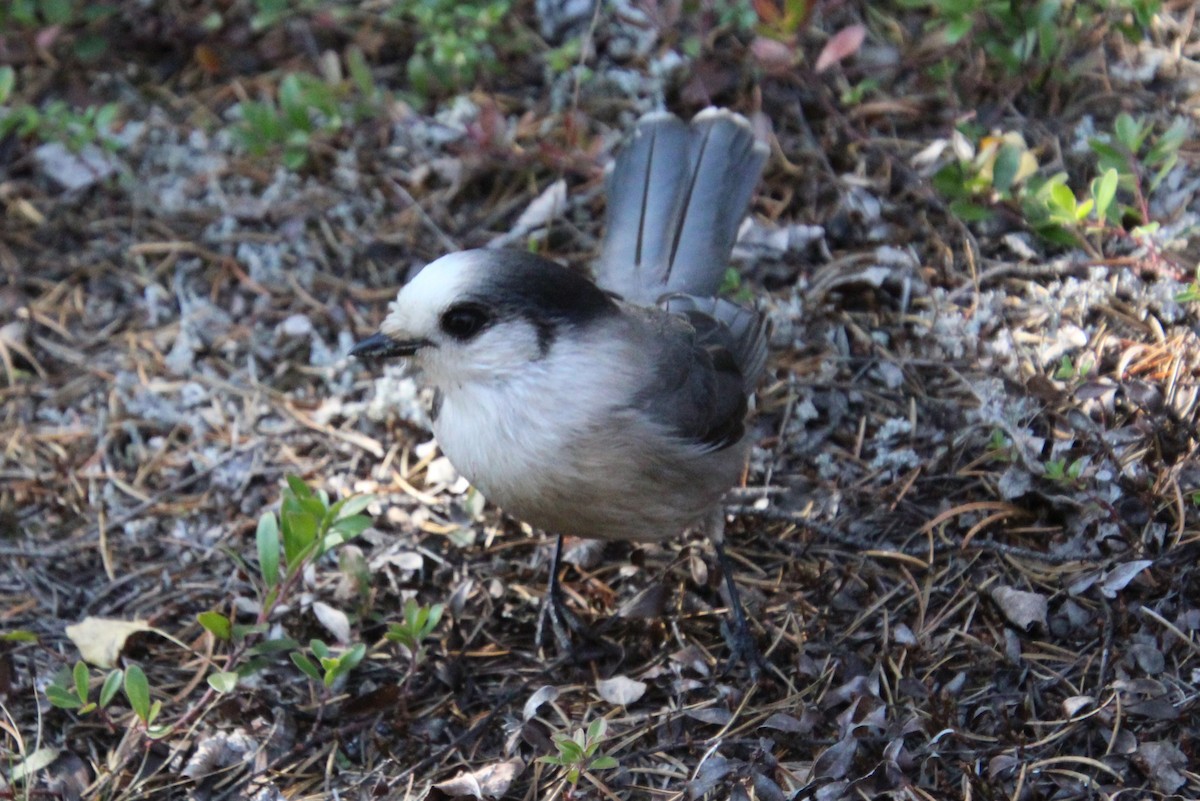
[[74, 34, 110, 62], [247, 636, 299, 655], [330, 514, 372, 539], [944, 16, 973, 43], [207, 671, 239, 693], [948, 199, 993, 222], [333, 494, 375, 521], [1032, 223, 1083, 248], [1092, 168, 1118, 225], [0, 629, 38, 643], [41, 0, 73, 25], [283, 142, 309, 171], [1150, 154, 1178, 192], [286, 475, 312, 499], [1047, 181, 1075, 212], [124, 665, 151, 723], [279, 74, 313, 132], [198, 610, 232, 641], [1147, 118, 1187, 165], [991, 143, 1024, 194], [425, 604, 444, 634], [256, 511, 281, 587], [146, 721, 172, 739], [73, 661, 90, 703], [340, 643, 366, 672], [282, 507, 318, 564], [1074, 198, 1094, 222], [590, 755, 618, 770], [99, 669, 123, 708], [299, 495, 328, 520], [310, 639, 331, 659], [0, 66, 14, 105], [291, 652, 322, 681], [347, 47, 375, 100], [1088, 139, 1127, 175], [554, 737, 584, 762], [45, 685, 84, 709], [1113, 113, 1140, 152], [587, 718, 607, 742]]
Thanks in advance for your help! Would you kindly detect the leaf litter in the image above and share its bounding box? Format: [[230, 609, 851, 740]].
[[1, 2, 1198, 800]]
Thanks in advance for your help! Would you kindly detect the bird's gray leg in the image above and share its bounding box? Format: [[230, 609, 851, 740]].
[[535, 533, 587, 653], [708, 512, 767, 679]]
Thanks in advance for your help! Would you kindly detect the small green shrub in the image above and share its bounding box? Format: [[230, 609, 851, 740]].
[[233, 50, 385, 170], [538, 718, 620, 788], [933, 114, 1186, 254], [0, 67, 122, 152], [387, 0, 513, 95]]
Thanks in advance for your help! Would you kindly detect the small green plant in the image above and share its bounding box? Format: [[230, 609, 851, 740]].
[[385, 598, 445, 664], [1053, 355, 1092, 381], [195, 476, 374, 691], [1043, 457, 1084, 484], [45, 662, 169, 737], [45, 661, 123, 715], [123, 665, 165, 733], [1, 0, 114, 60], [895, 0, 1161, 83], [291, 639, 367, 687], [387, 0, 513, 96], [538, 718, 619, 788], [986, 429, 1013, 461], [233, 50, 384, 170], [1177, 267, 1200, 303], [0, 66, 122, 152], [256, 475, 375, 600], [840, 76, 881, 106], [934, 114, 1186, 256], [1087, 112, 1187, 231]]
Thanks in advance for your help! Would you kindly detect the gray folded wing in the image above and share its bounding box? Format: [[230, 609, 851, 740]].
[[627, 299, 769, 452]]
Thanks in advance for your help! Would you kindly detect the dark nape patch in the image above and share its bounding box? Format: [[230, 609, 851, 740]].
[[479, 251, 618, 328], [531, 318, 557, 359]]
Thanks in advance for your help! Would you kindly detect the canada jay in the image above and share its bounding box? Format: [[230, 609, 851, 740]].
[[353, 108, 770, 669]]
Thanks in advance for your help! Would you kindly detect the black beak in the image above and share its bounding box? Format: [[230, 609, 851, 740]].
[[350, 332, 426, 360]]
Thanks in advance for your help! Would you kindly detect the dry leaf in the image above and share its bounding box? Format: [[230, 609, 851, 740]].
[[989, 585, 1047, 631], [618, 584, 667, 619], [522, 685, 559, 722], [312, 602, 351, 644], [1134, 741, 1187, 794], [64, 617, 153, 668], [8, 747, 60, 783], [1100, 560, 1152, 598], [433, 759, 523, 799], [596, 675, 647, 706], [815, 24, 866, 72], [750, 36, 795, 77]]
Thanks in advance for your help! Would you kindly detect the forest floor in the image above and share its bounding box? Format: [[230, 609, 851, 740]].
[[2, 1, 1199, 799]]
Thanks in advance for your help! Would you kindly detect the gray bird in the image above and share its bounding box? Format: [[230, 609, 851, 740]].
[[353, 108, 770, 669]]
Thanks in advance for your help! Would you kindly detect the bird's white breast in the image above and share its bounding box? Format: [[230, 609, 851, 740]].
[[429, 332, 635, 520]]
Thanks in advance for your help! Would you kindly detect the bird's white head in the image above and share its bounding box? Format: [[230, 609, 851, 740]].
[[351, 250, 617, 389]]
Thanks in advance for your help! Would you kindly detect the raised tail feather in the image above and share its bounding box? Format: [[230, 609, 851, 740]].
[[596, 108, 769, 305]]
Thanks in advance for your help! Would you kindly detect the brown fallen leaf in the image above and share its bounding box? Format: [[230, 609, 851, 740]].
[[432, 759, 524, 799], [815, 25, 866, 73]]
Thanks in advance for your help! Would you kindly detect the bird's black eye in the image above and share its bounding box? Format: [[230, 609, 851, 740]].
[[439, 303, 492, 341]]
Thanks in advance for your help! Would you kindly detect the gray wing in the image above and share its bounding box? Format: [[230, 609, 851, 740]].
[[627, 300, 768, 452], [597, 109, 769, 305]]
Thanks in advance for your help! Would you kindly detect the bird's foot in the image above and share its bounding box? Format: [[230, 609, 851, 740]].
[[534, 589, 620, 664], [719, 615, 768, 681]]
